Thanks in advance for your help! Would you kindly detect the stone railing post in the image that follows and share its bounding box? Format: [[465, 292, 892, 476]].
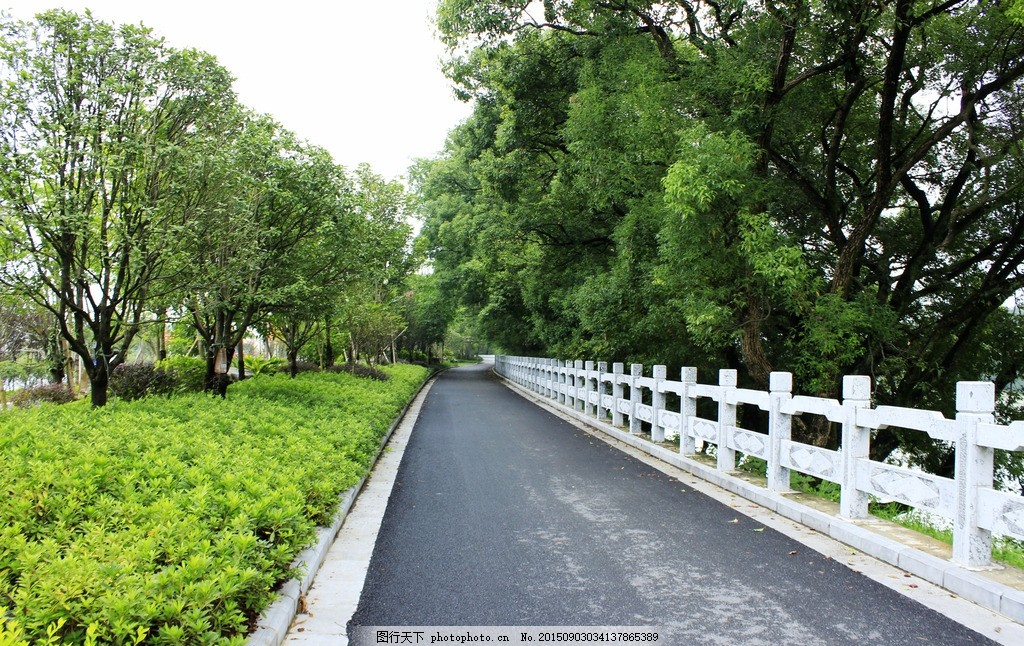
[[547, 359, 556, 400], [717, 369, 738, 472], [612, 363, 625, 427], [767, 371, 793, 492], [597, 362, 609, 422], [584, 361, 596, 416], [680, 367, 697, 455], [572, 360, 583, 411], [569, 358, 577, 409], [651, 365, 667, 443], [556, 360, 565, 405], [562, 361, 570, 405], [953, 381, 996, 567], [840, 375, 872, 518], [629, 364, 643, 434]]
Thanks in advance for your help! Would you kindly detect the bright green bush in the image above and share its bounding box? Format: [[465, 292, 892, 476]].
[[155, 356, 207, 394], [0, 364, 428, 644], [0, 605, 28, 645], [242, 356, 286, 378]]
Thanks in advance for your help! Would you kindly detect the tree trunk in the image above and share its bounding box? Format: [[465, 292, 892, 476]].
[[288, 349, 299, 378], [157, 308, 168, 361], [215, 374, 229, 398], [204, 352, 218, 392], [208, 345, 232, 398], [739, 292, 773, 389], [236, 340, 246, 380], [89, 362, 109, 407], [324, 316, 335, 367], [47, 328, 66, 384]]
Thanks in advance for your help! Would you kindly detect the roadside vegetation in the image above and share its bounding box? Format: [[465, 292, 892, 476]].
[[419, 0, 1024, 490], [0, 364, 429, 645], [0, 9, 478, 410]]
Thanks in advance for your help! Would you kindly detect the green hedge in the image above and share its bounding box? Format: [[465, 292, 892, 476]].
[[0, 364, 429, 645]]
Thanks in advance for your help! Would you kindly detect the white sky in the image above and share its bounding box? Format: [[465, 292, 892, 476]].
[[1, 1, 473, 181]]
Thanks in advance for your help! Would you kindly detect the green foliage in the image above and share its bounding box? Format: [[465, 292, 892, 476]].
[[242, 356, 287, 378], [790, 473, 842, 503], [658, 126, 761, 353], [399, 273, 457, 357], [155, 356, 207, 395], [0, 10, 237, 407], [1009, 0, 1024, 24], [879, 506, 1024, 570], [994, 537, 1024, 570], [422, 0, 1024, 475], [791, 292, 899, 396], [344, 302, 405, 367], [329, 363, 391, 382], [109, 364, 178, 402], [0, 362, 26, 389], [0, 364, 428, 643], [9, 384, 77, 408], [0, 605, 28, 646], [736, 455, 767, 477]]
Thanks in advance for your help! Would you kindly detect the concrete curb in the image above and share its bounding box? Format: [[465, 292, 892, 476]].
[[247, 369, 441, 646], [495, 370, 1024, 625]]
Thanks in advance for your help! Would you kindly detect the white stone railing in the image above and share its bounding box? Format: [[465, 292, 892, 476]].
[[494, 355, 1024, 568]]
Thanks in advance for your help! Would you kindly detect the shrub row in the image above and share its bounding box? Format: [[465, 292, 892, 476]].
[[108, 357, 209, 402], [8, 383, 78, 408], [0, 364, 429, 644]]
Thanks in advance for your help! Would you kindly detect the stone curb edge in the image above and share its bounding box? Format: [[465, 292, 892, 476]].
[[246, 368, 443, 646], [494, 369, 1024, 625]]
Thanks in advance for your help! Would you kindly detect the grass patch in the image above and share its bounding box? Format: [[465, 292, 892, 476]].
[[787, 467, 1024, 569], [0, 364, 428, 645], [736, 455, 1024, 568]]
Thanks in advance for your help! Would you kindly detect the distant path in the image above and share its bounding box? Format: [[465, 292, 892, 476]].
[[348, 363, 995, 645]]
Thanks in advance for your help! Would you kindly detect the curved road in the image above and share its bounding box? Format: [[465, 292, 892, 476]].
[[348, 363, 995, 645]]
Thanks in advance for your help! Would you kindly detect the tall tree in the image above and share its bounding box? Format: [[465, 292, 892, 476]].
[[260, 185, 361, 378], [426, 0, 1024, 474], [0, 10, 235, 405], [178, 113, 350, 394], [397, 272, 457, 360], [335, 165, 416, 365]]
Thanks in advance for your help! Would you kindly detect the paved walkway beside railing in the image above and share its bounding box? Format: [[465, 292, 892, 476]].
[[494, 355, 1024, 622], [319, 363, 1022, 644]]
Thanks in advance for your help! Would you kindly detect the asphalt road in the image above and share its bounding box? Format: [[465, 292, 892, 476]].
[[348, 363, 996, 645]]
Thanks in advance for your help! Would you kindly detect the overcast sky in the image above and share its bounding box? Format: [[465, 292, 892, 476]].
[[1, 1, 474, 181]]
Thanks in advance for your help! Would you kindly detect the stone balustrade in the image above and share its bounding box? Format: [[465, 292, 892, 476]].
[[494, 355, 1024, 569]]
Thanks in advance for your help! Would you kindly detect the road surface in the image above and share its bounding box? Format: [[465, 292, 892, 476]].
[[348, 363, 996, 645]]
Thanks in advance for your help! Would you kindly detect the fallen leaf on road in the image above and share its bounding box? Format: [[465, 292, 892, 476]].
[[788, 550, 798, 555], [728, 518, 739, 523], [753, 528, 765, 532]]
